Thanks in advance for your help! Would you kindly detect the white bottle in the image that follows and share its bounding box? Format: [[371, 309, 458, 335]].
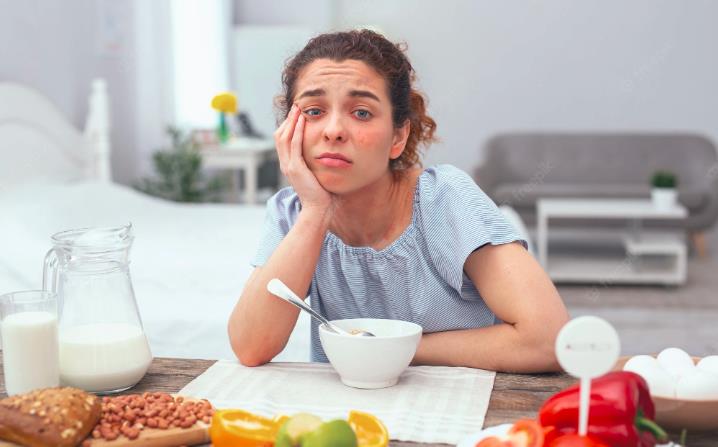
[[59, 323, 152, 393], [1, 311, 60, 395]]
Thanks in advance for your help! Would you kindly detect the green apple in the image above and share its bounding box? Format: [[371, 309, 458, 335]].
[[302, 419, 358, 447], [275, 413, 324, 447]]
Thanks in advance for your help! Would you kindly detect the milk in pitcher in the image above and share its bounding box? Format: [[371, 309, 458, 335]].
[[59, 322, 152, 393]]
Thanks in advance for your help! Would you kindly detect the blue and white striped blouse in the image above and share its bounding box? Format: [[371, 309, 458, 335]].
[[251, 164, 526, 362]]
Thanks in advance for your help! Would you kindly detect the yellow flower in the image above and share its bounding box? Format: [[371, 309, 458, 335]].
[[211, 92, 238, 114]]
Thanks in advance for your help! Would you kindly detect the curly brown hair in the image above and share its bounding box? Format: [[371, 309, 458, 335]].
[[277, 29, 437, 172]]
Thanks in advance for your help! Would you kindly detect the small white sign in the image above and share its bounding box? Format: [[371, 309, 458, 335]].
[[555, 316, 621, 436], [556, 316, 620, 378]]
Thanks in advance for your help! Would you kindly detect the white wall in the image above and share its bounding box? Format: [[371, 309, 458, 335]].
[[0, 0, 91, 124], [2, 1, 717, 183], [234, 0, 718, 173], [0, 0, 172, 185]]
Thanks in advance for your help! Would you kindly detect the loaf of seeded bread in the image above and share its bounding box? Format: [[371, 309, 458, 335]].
[[0, 387, 101, 447]]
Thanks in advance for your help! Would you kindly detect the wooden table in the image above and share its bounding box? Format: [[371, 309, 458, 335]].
[[1, 357, 716, 446]]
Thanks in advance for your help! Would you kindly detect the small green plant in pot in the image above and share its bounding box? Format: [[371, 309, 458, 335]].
[[650, 170, 678, 209], [135, 126, 229, 202]]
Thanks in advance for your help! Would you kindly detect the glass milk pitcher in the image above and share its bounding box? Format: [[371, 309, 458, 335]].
[[43, 223, 152, 394]]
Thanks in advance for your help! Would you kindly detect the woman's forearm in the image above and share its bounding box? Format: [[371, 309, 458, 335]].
[[411, 322, 562, 373], [229, 207, 331, 366]]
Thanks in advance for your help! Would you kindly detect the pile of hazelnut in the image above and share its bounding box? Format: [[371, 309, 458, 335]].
[[83, 392, 213, 444]]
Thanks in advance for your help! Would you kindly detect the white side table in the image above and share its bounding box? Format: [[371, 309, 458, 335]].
[[198, 137, 277, 204], [536, 198, 688, 285]]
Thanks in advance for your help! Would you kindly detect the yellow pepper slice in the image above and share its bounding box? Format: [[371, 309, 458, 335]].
[[211, 92, 238, 114], [349, 410, 389, 447], [210, 409, 289, 447]]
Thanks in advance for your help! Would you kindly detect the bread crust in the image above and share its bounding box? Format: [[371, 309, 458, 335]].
[[0, 387, 101, 447]]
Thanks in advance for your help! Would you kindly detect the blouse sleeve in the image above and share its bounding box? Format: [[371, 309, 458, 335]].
[[418, 165, 527, 297], [250, 187, 301, 267]]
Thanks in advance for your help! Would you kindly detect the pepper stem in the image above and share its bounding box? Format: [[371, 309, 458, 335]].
[[636, 415, 668, 442]]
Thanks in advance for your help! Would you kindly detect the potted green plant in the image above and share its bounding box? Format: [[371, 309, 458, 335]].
[[135, 126, 228, 202], [650, 170, 678, 209]]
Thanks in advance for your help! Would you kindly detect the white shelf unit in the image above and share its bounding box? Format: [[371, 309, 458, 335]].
[[537, 199, 688, 286]]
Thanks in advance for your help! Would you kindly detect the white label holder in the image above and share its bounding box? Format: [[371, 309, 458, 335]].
[[555, 316, 620, 436]]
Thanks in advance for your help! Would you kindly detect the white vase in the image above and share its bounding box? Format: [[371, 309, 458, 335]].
[[652, 188, 677, 209]]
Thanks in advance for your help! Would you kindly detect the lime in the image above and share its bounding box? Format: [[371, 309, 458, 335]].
[[303, 419, 358, 447], [275, 413, 323, 447]]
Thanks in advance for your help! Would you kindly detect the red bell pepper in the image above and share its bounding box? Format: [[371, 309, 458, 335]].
[[539, 371, 667, 447]]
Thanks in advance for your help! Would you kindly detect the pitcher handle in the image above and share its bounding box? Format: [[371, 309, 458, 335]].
[[43, 248, 59, 292]]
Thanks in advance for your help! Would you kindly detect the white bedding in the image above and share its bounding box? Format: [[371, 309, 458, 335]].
[[0, 181, 311, 362]]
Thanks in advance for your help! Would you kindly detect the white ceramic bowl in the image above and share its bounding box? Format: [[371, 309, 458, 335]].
[[319, 318, 422, 389]]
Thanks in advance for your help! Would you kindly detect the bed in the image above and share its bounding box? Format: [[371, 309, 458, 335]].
[[0, 80, 311, 362]]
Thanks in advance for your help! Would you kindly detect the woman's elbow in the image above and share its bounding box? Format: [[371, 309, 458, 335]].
[[228, 321, 271, 367], [537, 346, 563, 372], [523, 334, 561, 373], [230, 335, 272, 367], [235, 348, 270, 367], [533, 310, 570, 372]]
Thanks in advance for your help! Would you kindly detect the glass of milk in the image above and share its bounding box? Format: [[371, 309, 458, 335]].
[[0, 290, 60, 395]]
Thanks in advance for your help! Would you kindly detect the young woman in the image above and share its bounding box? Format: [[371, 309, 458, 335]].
[[229, 29, 569, 373]]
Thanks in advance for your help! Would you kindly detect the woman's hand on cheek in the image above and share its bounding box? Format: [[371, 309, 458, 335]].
[[275, 105, 333, 214]]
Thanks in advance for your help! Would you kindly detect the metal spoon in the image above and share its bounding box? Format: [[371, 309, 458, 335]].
[[267, 278, 375, 337]]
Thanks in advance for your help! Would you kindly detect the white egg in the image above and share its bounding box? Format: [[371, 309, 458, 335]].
[[696, 356, 718, 375], [657, 347, 695, 380], [624, 355, 660, 373], [624, 355, 676, 398], [675, 369, 718, 400], [625, 363, 676, 398]]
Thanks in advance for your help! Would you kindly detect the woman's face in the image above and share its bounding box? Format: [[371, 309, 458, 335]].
[[292, 58, 409, 194]]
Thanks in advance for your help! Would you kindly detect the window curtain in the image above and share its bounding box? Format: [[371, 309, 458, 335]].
[[170, 0, 231, 128]]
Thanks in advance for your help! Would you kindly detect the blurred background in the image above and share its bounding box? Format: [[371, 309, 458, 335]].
[[1, 0, 716, 361], [2, 0, 717, 184]]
